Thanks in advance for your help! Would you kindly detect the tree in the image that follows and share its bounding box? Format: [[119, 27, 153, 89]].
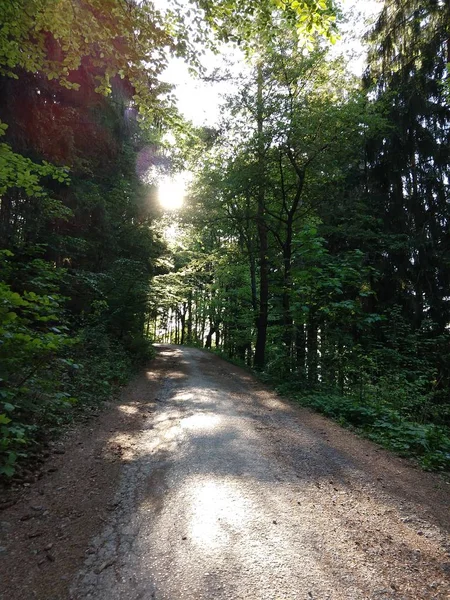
[[363, 0, 450, 400], [196, 35, 368, 366]]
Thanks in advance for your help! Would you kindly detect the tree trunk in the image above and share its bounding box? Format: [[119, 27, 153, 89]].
[[200, 303, 206, 346], [307, 311, 318, 387], [205, 325, 215, 349], [281, 226, 293, 370], [295, 322, 306, 379], [180, 302, 187, 345], [187, 292, 193, 343], [254, 61, 269, 371]]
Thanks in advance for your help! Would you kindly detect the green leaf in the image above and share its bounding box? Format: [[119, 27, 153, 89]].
[[0, 464, 15, 477]]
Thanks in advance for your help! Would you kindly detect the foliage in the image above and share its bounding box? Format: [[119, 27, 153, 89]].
[[0, 252, 72, 475], [0, 1, 166, 476], [0, 0, 181, 115], [0, 249, 155, 476], [195, 0, 338, 47], [0, 134, 69, 198]]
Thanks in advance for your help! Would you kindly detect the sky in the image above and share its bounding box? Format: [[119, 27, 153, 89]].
[[160, 0, 383, 127]]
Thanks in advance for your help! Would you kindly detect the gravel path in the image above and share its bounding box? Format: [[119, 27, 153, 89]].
[[1, 345, 449, 600]]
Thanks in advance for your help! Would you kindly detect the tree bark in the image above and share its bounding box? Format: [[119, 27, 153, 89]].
[[295, 322, 306, 378], [205, 325, 215, 349], [254, 61, 269, 371], [307, 311, 318, 387], [187, 292, 193, 343]]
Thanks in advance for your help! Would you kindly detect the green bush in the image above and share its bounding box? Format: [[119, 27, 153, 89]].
[[0, 251, 154, 477], [0, 256, 75, 475]]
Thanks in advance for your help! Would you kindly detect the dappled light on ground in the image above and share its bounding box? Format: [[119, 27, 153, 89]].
[[117, 404, 139, 415], [188, 478, 251, 550], [181, 412, 222, 432]]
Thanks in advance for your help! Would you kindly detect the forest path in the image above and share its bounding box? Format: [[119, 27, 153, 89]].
[[1, 345, 450, 600]]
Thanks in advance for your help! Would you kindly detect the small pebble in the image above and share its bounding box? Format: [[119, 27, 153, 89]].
[[94, 558, 115, 574], [20, 514, 33, 522]]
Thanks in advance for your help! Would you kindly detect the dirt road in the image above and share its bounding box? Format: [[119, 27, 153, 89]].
[[1, 345, 449, 600]]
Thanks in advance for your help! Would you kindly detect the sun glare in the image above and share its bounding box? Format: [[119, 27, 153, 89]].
[[158, 175, 185, 211]]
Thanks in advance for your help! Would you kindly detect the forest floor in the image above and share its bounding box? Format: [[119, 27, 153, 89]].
[[0, 345, 449, 600]]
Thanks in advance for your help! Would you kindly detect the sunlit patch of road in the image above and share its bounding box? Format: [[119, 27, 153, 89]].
[[71, 346, 450, 600]]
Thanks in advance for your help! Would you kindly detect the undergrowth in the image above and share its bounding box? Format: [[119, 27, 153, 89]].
[[275, 383, 450, 472], [0, 324, 154, 479], [0, 250, 155, 478]]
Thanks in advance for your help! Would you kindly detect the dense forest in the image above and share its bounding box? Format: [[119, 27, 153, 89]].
[[1, 0, 449, 477]]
